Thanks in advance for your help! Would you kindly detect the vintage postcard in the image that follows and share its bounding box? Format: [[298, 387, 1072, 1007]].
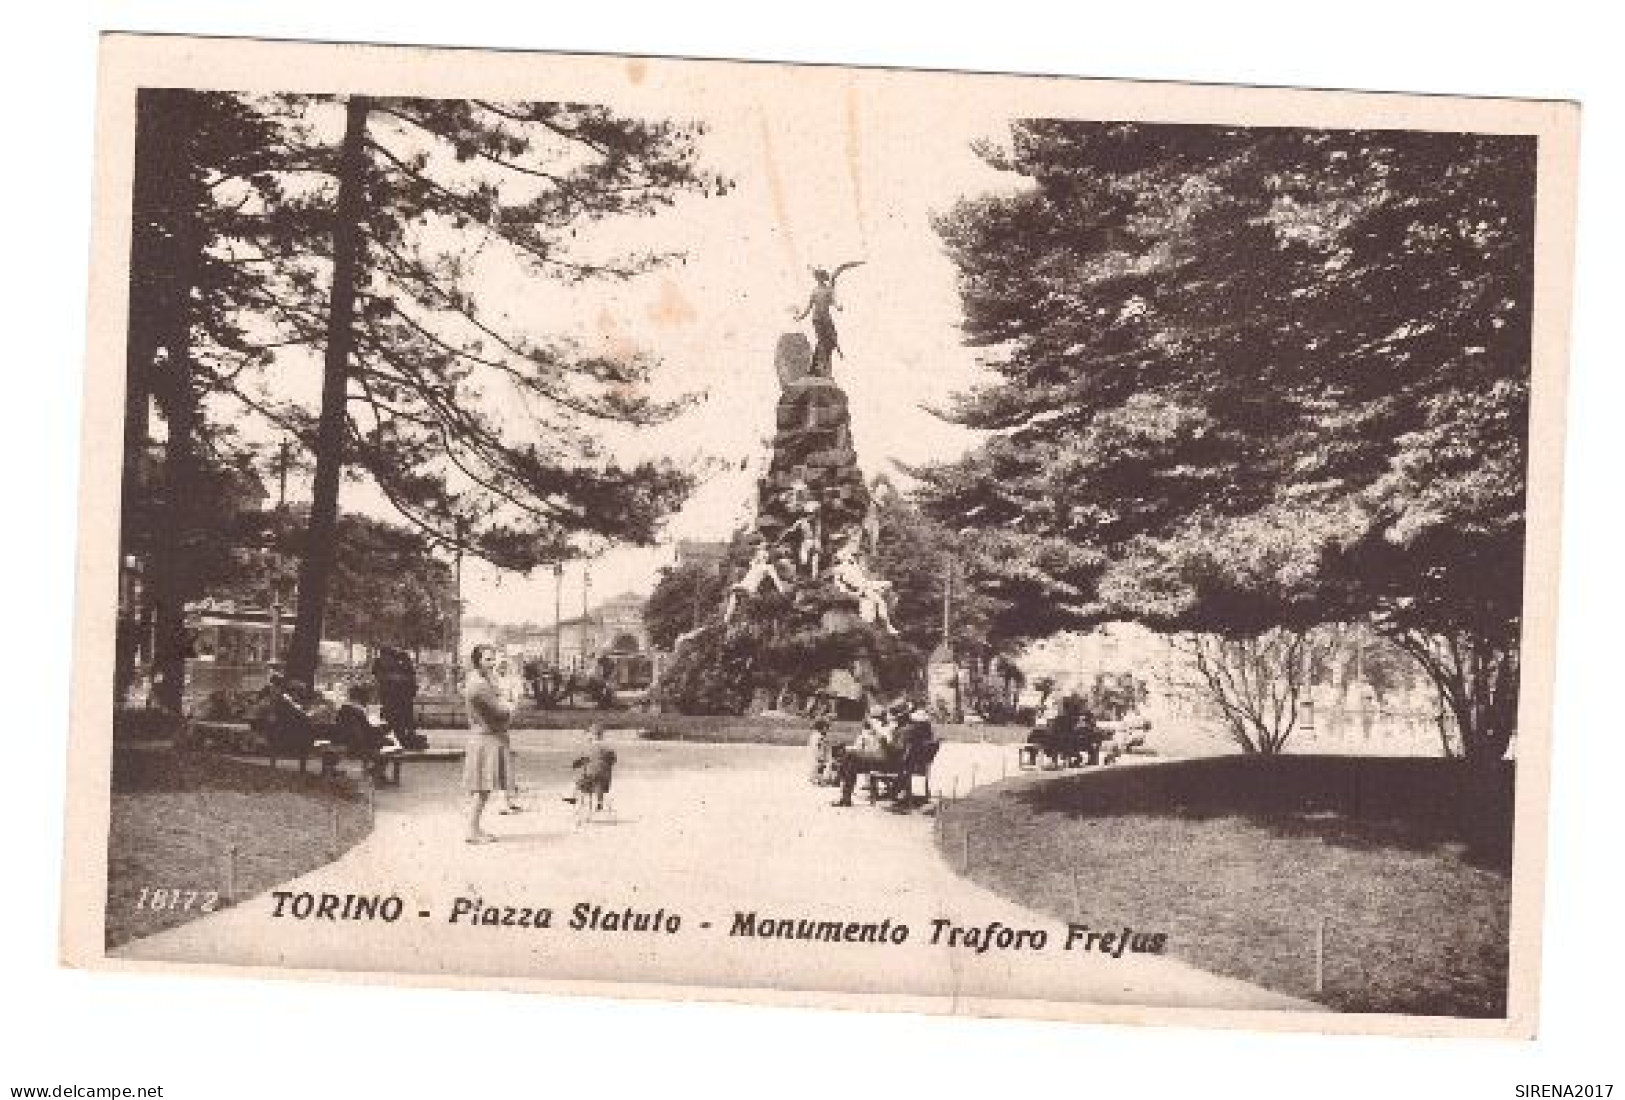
[[62, 33, 1578, 1037]]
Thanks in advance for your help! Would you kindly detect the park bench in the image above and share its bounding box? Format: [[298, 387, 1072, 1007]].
[[191, 718, 452, 784], [413, 697, 466, 729], [1017, 733, 1086, 770], [312, 741, 399, 784], [318, 740, 465, 783], [190, 719, 259, 754], [1018, 718, 1150, 770], [192, 719, 324, 772]]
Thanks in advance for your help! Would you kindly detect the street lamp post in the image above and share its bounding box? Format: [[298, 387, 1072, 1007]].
[[582, 563, 593, 669], [552, 561, 563, 669], [943, 554, 963, 723]]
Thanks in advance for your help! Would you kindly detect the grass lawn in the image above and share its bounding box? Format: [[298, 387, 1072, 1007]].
[[936, 756, 1513, 1017], [106, 747, 372, 950]]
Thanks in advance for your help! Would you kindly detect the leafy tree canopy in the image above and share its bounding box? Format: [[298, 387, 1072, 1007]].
[[199, 94, 727, 570], [919, 121, 1534, 758], [922, 122, 1532, 634]]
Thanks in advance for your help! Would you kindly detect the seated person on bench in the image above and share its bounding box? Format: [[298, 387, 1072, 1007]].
[[254, 673, 318, 756], [1077, 705, 1103, 766], [1022, 724, 1051, 767], [830, 706, 901, 807], [317, 684, 403, 770], [887, 707, 940, 810], [1023, 693, 1063, 765], [1047, 696, 1083, 767]]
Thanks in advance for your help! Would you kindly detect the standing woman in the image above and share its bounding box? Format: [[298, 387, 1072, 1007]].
[[462, 644, 512, 844]]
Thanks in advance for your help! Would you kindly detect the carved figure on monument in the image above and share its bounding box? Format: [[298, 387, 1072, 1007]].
[[856, 501, 881, 558], [795, 261, 865, 376], [780, 479, 812, 512], [724, 542, 789, 623], [828, 543, 900, 635], [856, 476, 894, 558], [779, 500, 823, 578], [672, 619, 722, 654]]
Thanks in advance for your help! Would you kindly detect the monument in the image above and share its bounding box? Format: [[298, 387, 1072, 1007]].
[[664, 313, 905, 718]]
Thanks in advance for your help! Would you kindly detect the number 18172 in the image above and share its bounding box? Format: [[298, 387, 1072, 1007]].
[[135, 887, 219, 912]]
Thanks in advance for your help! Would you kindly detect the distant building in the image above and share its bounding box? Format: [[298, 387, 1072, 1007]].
[[1018, 623, 1172, 704], [468, 591, 654, 690]]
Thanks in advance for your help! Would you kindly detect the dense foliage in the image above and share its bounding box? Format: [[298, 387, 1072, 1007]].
[[920, 122, 1535, 759], [123, 90, 725, 692], [650, 491, 1015, 715]]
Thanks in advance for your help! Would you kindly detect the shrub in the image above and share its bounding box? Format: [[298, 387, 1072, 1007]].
[[196, 689, 260, 722], [657, 627, 755, 716], [112, 705, 187, 743]]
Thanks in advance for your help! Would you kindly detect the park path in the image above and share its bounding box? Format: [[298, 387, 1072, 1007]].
[[116, 731, 1314, 1017]]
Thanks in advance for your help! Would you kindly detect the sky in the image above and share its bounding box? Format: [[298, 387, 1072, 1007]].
[[327, 67, 1028, 623]]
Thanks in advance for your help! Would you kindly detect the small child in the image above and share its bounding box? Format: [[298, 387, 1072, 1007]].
[[565, 723, 617, 811], [807, 718, 831, 784]]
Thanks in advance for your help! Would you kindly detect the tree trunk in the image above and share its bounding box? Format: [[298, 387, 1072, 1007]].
[[149, 293, 203, 715], [287, 95, 371, 687], [117, 92, 168, 705], [1387, 627, 1518, 764], [148, 382, 199, 713], [116, 377, 150, 705], [140, 91, 207, 714], [1461, 641, 1519, 763]]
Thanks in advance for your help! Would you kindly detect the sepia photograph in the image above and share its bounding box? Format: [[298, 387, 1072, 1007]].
[[58, 30, 1577, 1042]]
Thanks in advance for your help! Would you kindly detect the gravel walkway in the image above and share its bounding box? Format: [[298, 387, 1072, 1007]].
[[115, 730, 1315, 1017]]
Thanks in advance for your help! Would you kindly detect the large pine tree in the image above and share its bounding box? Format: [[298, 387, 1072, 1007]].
[[123, 89, 290, 708], [126, 91, 725, 688], [286, 96, 721, 684], [920, 121, 1535, 760]]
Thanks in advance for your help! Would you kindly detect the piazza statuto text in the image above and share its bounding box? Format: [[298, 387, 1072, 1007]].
[[267, 891, 1169, 957]]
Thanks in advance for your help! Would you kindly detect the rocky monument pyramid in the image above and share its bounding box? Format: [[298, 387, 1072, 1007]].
[[682, 330, 903, 715], [755, 332, 873, 588]]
